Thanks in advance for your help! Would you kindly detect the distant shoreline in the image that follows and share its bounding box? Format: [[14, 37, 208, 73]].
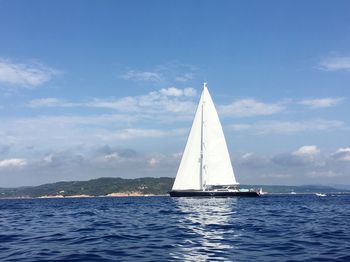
[[0, 194, 167, 200], [1, 192, 350, 200], [1, 177, 349, 199]]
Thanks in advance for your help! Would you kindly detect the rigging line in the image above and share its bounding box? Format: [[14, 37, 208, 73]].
[[199, 85, 205, 191], [199, 101, 204, 190]]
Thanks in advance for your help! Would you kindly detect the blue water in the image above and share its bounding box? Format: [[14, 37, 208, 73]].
[[1, 195, 349, 261]]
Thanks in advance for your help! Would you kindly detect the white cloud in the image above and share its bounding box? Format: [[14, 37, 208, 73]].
[[172, 152, 183, 159], [115, 129, 167, 140], [285, 145, 321, 165], [120, 62, 197, 84], [28, 87, 198, 115], [1, 141, 350, 187], [159, 87, 196, 97], [148, 157, 160, 167], [159, 87, 184, 97], [319, 56, 350, 71], [175, 73, 194, 82], [0, 114, 188, 150], [0, 59, 60, 88], [299, 98, 345, 108], [272, 155, 304, 167], [239, 152, 270, 168], [90, 147, 178, 171], [258, 120, 344, 134], [242, 152, 254, 159], [0, 158, 27, 168], [183, 87, 197, 97], [237, 146, 350, 184], [0, 114, 139, 149], [293, 145, 320, 157], [85, 97, 138, 111], [30, 93, 342, 119], [103, 152, 131, 163], [260, 173, 292, 179], [272, 152, 316, 167], [331, 148, 350, 161], [0, 144, 184, 187], [219, 99, 285, 117], [43, 154, 54, 163], [93, 88, 196, 114], [28, 98, 73, 108], [120, 70, 162, 82], [113, 128, 187, 140], [230, 119, 344, 134]]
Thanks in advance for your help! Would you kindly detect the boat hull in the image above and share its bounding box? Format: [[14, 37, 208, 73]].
[[169, 190, 260, 197]]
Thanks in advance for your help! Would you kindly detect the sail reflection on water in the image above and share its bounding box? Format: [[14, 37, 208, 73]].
[[170, 198, 240, 261]]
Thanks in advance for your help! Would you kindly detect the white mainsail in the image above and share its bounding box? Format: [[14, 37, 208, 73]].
[[172, 83, 238, 191]]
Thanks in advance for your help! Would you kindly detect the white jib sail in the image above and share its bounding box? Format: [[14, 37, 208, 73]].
[[172, 83, 238, 191]]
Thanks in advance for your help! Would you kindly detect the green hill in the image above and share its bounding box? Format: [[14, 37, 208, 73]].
[[0, 177, 174, 198]]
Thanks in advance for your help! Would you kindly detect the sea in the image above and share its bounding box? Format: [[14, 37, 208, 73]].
[[1, 194, 349, 261]]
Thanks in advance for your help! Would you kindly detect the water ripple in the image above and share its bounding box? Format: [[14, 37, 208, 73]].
[[0, 195, 349, 261]]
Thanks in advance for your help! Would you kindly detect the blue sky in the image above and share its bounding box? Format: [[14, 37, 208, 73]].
[[0, 0, 349, 187]]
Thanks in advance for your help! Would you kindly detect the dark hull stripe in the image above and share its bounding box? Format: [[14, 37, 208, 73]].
[[169, 190, 260, 197]]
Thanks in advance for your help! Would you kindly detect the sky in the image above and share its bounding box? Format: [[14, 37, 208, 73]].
[[0, 0, 349, 187]]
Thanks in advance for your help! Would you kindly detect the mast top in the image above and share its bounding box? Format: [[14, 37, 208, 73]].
[[203, 82, 208, 89]]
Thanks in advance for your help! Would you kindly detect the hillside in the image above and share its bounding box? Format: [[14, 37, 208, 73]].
[[0, 177, 173, 198], [0, 177, 349, 198]]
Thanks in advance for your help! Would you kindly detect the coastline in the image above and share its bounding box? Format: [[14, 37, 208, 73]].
[[0, 192, 164, 200], [1, 192, 350, 200]]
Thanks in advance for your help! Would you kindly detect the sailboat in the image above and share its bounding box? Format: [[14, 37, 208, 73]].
[[169, 83, 260, 197]]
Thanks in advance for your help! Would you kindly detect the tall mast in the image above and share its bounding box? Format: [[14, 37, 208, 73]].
[[199, 83, 206, 190]]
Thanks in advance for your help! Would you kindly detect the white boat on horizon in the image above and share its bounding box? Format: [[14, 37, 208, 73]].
[[169, 83, 259, 197], [259, 187, 267, 195], [316, 193, 327, 197]]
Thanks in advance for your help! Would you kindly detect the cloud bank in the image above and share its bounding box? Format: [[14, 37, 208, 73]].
[[319, 56, 350, 72], [236, 145, 350, 185], [0, 58, 60, 88], [230, 120, 344, 134], [219, 99, 285, 117], [1, 144, 349, 187], [299, 98, 345, 108]]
